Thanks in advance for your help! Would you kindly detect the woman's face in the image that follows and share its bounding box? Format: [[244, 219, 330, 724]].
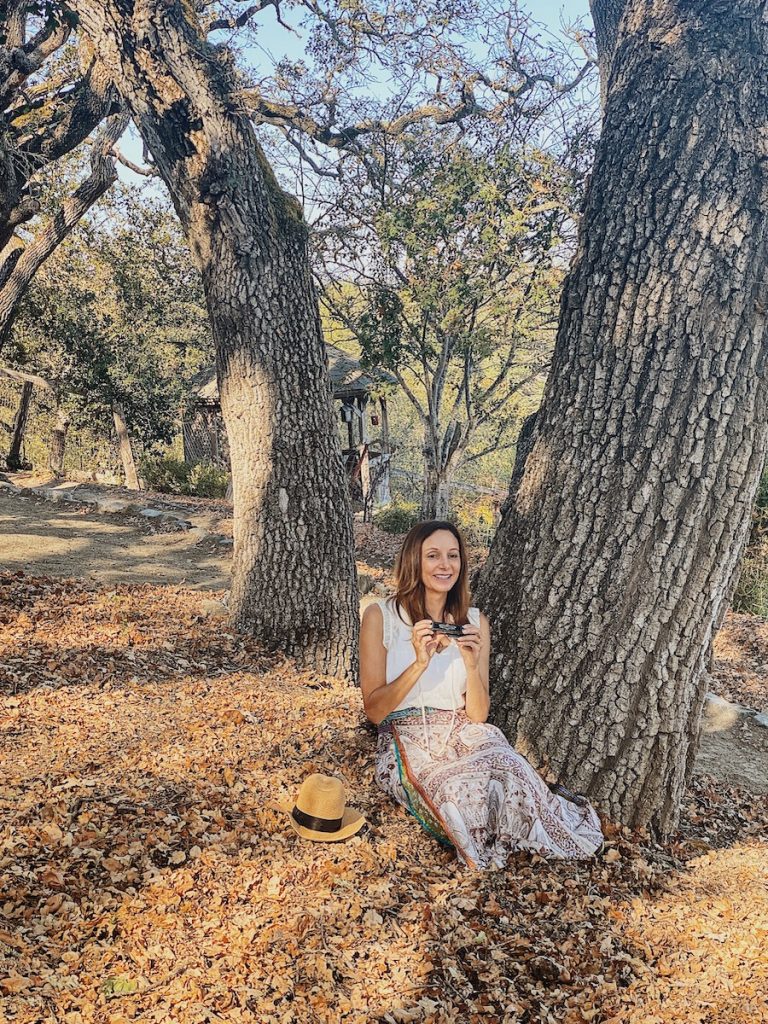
[[420, 529, 461, 594]]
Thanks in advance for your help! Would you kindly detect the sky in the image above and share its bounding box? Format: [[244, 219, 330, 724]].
[[117, 0, 595, 186]]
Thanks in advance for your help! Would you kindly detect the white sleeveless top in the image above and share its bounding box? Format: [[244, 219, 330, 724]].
[[376, 598, 481, 713]]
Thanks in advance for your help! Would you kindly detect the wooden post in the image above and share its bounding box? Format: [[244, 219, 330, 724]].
[[49, 406, 71, 476], [377, 396, 392, 505], [6, 381, 33, 471], [111, 400, 141, 490], [357, 395, 369, 444], [380, 396, 390, 455]]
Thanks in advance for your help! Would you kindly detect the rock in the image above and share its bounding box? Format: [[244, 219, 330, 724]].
[[754, 712, 768, 729], [358, 573, 375, 595], [216, 536, 233, 546], [139, 508, 163, 519], [188, 527, 209, 543], [161, 513, 191, 530], [200, 599, 229, 619], [95, 499, 131, 514], [701, 692, 753, 733]]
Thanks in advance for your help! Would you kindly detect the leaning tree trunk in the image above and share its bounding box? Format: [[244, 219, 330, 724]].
[[72, 1, 358, 678], [475, 0, 768, 834], [6, 380, 32, 470], [111, 401, 140, 491]]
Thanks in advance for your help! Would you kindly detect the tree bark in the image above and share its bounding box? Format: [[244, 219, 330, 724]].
[[475, 0, 768, 834], [589, 0, 628, 104], [421, 463, 451, 521], [71, 1, 358, 679], [49, 406, 70, 476], [5, 379, 31, 470], [111, 400, 140, 491]]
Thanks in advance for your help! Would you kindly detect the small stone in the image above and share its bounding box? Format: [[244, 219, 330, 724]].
[[357, 573, 375, 595], [160, 513, 190, 530], [96, 499, 131, 514], [139, 508, 163, 519], [701, 692, 750, 732], [200, 599, 228, 619], [754, 712, 768, 729]]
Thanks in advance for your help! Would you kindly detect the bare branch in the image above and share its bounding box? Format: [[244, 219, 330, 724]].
[[111, 146, 159, 177]]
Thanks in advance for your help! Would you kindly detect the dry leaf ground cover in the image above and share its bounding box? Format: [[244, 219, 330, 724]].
[[0, 572, 766, 1024]]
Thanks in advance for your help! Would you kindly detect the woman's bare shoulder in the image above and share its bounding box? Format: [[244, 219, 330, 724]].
[[361, 600, 385, 633]]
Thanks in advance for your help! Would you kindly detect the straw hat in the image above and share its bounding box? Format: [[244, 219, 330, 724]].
[[281, 773, 366, 842]]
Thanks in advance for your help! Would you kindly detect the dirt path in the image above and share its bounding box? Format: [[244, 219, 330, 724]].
[[0, 488, 231, 590], [0, 482, 765, 795]]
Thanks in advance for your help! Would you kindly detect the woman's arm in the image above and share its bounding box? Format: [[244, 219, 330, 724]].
[[359, 604, 434, 725], [458, 612, 491, 723]]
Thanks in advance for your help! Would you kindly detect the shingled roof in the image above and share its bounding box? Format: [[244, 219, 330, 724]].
[[191, 344, 396, 405]]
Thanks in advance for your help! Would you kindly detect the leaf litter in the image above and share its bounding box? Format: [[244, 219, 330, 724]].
[[0, 569, 765, 1024]]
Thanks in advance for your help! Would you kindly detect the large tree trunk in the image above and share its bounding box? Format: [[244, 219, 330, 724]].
[[5, 379, 32, 470], [475, 0, 768, 834], [111, 400, 140, 491], [72, 1, 358, 679]]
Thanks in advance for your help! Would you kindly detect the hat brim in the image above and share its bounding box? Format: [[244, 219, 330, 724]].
[[279, 802, 366, 842]]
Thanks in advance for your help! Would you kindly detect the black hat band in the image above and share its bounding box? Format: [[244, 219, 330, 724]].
[[291, 805, 344, 833]]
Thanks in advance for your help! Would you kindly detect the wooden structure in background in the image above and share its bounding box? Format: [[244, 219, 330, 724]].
[[184, 345, 396, 513]]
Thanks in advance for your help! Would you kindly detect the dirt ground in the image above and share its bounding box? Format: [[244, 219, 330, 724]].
[[0, 487, 231, 590], [0, 481, 765, 795]]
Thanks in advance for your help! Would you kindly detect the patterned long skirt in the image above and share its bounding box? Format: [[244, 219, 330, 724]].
[[376, 708, 603, 870]]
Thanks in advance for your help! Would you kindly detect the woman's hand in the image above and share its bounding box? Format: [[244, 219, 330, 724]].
[[411, 619, 439, 667], [456, 624, 482, 670]]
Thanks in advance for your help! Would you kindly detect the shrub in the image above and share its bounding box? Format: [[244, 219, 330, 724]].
[[733, 548, 768, 618], [187, 462, 229, 499], [139, 455, 190, 494], [139, 456, 229, 499], [453, 497, 498, 547], [733, 462, 768, 617], [373, 499, 421, 534]]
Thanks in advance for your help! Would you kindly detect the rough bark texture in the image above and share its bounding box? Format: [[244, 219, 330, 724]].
[[476, 0, 768, 834], [589, 0, 628, 103], [72, 1, 359, 679], [5, 378, 31, 469]]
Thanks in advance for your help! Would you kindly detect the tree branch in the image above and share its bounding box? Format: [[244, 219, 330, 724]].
[[0, 114, 128, 343]]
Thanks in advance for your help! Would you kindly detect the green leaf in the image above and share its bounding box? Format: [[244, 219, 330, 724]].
[[102, 976, 140, 999]]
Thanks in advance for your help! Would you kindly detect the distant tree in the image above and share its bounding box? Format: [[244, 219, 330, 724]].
[[8, 190, 212, 477], [315, 127, 592, 517]]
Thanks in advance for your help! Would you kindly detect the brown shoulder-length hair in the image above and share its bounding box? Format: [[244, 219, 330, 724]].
[[394, 520, 470, 626]]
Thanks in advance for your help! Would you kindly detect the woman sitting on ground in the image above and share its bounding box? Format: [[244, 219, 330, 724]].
[[360, 520, 603, 870]]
